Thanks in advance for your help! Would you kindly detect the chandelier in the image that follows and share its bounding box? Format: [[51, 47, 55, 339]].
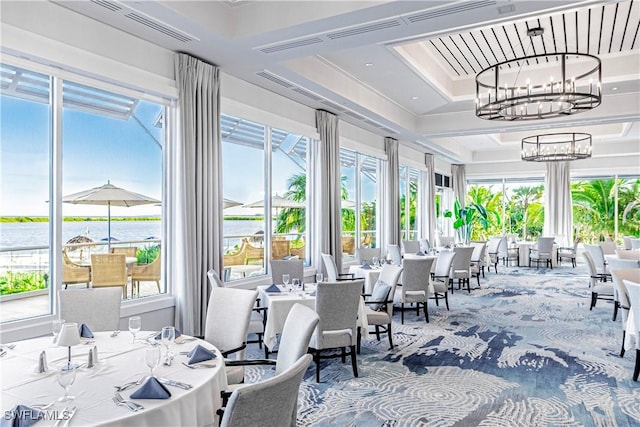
[[521, 132, 592, 162], [475, 27, 601, 121]]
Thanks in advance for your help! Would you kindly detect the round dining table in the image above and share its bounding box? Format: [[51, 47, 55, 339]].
[[1, 331, 226, 426]]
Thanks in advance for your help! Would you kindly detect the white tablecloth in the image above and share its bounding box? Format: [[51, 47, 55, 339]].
[[349, 266, 381, 294], [258, 284, 368, 351], [1, 332, 226, 426], [625, 306, 637, 351]]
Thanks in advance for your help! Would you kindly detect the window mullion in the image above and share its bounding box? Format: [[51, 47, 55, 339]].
[[50, 76, 63, 315]]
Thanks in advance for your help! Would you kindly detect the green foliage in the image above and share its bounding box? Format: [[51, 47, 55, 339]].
[[0, 271, 48, 295], [136, 245, 159, 264]]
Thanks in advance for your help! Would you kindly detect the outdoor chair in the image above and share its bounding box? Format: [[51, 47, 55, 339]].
[[308, 279, 363, 382], [529, 237, 554, 269], [622, 279, 640, 381], [219, 354, 312, 427], [271, 239, 291, 260], [341, 236, 355, 255], [355, 247, 382, 264], [111, 246, 137, 281], [584, 252, 615, 318], [62, 250, 91, 289], [469, 241, 487, 286], [451, 246, 474, 293], [430, 251, 455, 311], [270, 259, 304, 284], [401, 240, 421, 254], [91, 254, 128, 297], [58, 287, 121, 332], [486, 236, 505, 273], [321, 253, 354, 282], [557, 237, 580, 267], [131, 250, 161, 297], [204, 287, 258, 385], [397, 258, 434, 323], [358, 264, 403, 350], [387, 244, 402, 266]]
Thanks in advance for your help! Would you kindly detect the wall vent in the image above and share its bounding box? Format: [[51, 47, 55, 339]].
[[326, 19, 402, 40], [258, 37, 324, 54], [256, 71, 294, 88], [406, 0, 496, 23], [90, 0, 121, 12], [124, 13, 193, 42], [292, 87, 322, 101]]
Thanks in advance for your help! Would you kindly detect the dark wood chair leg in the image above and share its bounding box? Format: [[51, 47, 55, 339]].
[[375, 325, 381, 341], [424, 302, 429, 323], [612, 302, 618, 322], [634, 349, 640, 381], [313, 351, 321, 383], [350, 345, 358, 377], [401, 303, 405, 324], [620, 331, 626, 357], [387, 324, 393, 350], [590, 293, 597, 310], [357, 328, 361, 354], [444, 292, 450, 311], [341, 347, 346, 363]]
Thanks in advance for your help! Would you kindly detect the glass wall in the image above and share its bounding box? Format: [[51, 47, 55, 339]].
[[400, 166, 419, 240], [0, 62, 167, 323]]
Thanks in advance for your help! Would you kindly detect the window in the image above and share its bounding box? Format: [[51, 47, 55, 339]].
[[400, 166, 419, 240], [0, 62, 167, 323]]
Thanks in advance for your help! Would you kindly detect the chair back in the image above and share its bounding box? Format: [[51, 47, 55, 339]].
[[439, 236, 455, 247], [313, 280, 363, 348], [355, 247, 381, 264], [632, 238, 640, 250], [622, 236, 633, 250], [62, 250, 91, 285], [91, 254, 127, 289], [110, 247, 137, 257], [401, 258, 434, 296], [616, 249, 640, 261], [58, 287, 121, 331], [221, 354, 312, 427], [583, 252, 600, 287], [469, 241, 487, 263], [607, 258, 640, 271], [611, 269, 640, 327], [276, 304, 319, 375], [434, 251, 456, 280], [419, 239, 430, 253], [207, 269, 225, 288], [451, 246, 474, 276], [535, 237, 555, 255], [584, 244, 606, 271], [320, 253, 339, 282], [270, 259, 304, 284], [271, 240, 291, 260], [401, 240, 420, 254], [486, 236, 505, 260], [204, 287, 258, 354], [387, 244, 401, 266], [375, 264, 403, 316], [622, 280, 640, 350], [599, 241, 617, 255]]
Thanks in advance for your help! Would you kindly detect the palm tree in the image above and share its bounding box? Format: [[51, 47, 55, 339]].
[[466, 185, 502, 239], [510, 185, 543, 240]]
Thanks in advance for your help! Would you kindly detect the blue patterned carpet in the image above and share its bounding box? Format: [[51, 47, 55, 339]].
[[247, 263, 640, 426]]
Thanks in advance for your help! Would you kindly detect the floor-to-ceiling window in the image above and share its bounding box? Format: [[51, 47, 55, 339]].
[[400, 165, 419, 240], [0, 62, 167, 323]]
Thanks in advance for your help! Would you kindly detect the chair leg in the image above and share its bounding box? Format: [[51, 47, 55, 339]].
[[401, 303, 405, 324], [434, 293, 439, 306], [482, 266, 485, 278], [375, 325, 381, 341], [590, 293, 597, 310], [341, 347, 346, 363], [312, 350, 321, 383], [444, 292, 450, 311], [357, 328, 362, 354], [467, 278, 471, 293], [424, 302, 429, 323], [387, 323, 393, 350], [634, 349, 640, 381], [350, 345, 358, 378], [613, 302, 618, 322], [264, 344, 269, 359], [620, 331, 626, 357]]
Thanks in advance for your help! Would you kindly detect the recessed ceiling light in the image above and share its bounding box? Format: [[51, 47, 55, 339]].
[[411, 96, 419, 100], [364, 62, 374, 67], [612, 87, 618, 91]]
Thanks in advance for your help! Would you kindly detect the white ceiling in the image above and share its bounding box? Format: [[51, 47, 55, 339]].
[[51, 0, 640, 164]]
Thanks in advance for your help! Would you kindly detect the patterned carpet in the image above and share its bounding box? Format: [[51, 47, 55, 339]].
[[246, 262, 640, 427]]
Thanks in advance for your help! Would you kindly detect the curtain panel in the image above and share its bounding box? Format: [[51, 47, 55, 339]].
[[544, 162, 573, 247], [314, 110, 343, 273], [172, 53, 222, 335], [384, 138, 400, 250], [452, 164, 466, 207], [425, 154, 437, 246]]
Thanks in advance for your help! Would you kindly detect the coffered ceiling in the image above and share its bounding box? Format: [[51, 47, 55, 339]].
[[49, 0, 640, 164]]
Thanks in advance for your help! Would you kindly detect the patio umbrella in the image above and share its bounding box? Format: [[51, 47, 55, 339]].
[[242, 194, 304, 210], [65, 235, 95, 260], [62, 181, 160, 251], [224, 198, 243, 209]]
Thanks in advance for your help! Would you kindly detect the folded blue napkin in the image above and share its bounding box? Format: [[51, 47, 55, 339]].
[[309, 290, 316, 297], [187, 345, 216, 364], [130, 377, 171, 400], [416, 251, 425, 256], [154, 328, 182, 340], [1, 405, 42, 427], [79, 323, 94, 339], [361, 262, 371, 270], [265, 284, 280, 293]]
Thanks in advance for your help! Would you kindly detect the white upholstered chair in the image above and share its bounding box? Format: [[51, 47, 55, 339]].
[[469, 241, 487, 286], [321, 253, 354, 282], [529, 237, 555, 269], [584, 243, 610, 279], [438, 236, 455, 247], [419, 239, 431, 253], [611, 269, 640, 357], [583, 252, 615, 318], [430, 251, 456, 311], [451, 246, 474, 293], [557, 237, 581, 267], [270, 259, 304, 284], [401, 240, 421, 254], [486, 236, 505, 273], [387, 244, 402, 266], [398, 258, 435, 324], [622, 279, 640, 381], [355, 247, 382, 264], [58, 287, 122, 332]]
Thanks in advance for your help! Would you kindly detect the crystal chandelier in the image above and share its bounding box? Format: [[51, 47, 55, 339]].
[[521, 133, 592, 162], [475, 27, 601, 121]]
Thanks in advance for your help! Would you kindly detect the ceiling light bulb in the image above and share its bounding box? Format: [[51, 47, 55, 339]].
[[364, 62, 374, 67]]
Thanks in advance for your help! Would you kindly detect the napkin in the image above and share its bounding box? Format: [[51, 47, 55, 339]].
[[79, 323, 94, 338], [265, 284, 281, 293], [187, 345, 216, 364], [416, 251, 425, 256], [361, 262, 372, 270], [1, 405, 42, 427], [308, 290, 316, 297], [130, 377, 171, 400], [154, 329, 182, 341]]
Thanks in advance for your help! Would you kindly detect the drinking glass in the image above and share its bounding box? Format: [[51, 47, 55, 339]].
[[56, 362, 77, 402], [129, 316, 141, 343], [372, 257, 378, 267], [161, 326, 175, 359], [52, 319, 65, 342], [145, 346, 161, 377], [282, 274, 290, 287], [315, 273, 323, 283], [292, 278, 301, 290]]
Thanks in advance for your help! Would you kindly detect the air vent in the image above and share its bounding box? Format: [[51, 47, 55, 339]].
[[320, 100, 345, 112], [256, 71, 294, 88], [406, 0, 496, 23], [258, 37, 324, 54], [326, 20, 402, 40], [90, 0, 121, 12], [341, 110, 364, 120], [292, 88, 322, 101], [124, 13, 193, 43]]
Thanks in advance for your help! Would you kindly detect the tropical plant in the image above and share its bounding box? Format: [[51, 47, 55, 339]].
[[0, 271, 48, 295], [136, 245, 159, 264], [466, 185, 502, 239], [509, 185, 544, 240], [444, 199, 495, 244]]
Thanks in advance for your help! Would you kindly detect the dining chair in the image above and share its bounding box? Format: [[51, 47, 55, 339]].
[[270, 259, 304, 284], [91, 253, 128, 297], [430, 250, 455, 311], [486, 236, 505, 273], [308, 279, 363, 382], [584, 244, 610, 279], [557, 237, 581, 267], [451, 246, 474, 293], [622, 279, 640, 381], [221, 354, 312, 427], [357, 264, 403, 352], [419, 239, 431, 253], [398, 258, 434, 324], [321, 253, 354, 282], [616, 249, 640, 261], [131, 250, 161, 297], [469, 241, 487, 286], [611, 269, 640, 357], [355, 247, 382, 264], [583, 251, 615, 318], [622, 236, 633, 251], [599, 240, 617, 255], [401, 240, 421, 254], [387, 244, 402, 266], [528, 237, 554, 269], [438, 236, 455, 247], [204, 287, 258, 385], [58, 287, 121, 331], [62, 249, 91, 289]]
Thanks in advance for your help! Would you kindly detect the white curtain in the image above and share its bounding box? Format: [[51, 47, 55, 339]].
[[313, 111, 342, 274], [383, 138, 400, 249], [425, 154, 437, 246], [452, 164, 466, 207], [171, 53, 222, 335], [544, 161, 573, 247]]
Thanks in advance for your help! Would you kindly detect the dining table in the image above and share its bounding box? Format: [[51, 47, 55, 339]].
[[515, 241, 558, 268], [350, 255, 438, 294], [257, 283, 369, 352], [1, 331, 226, 426]]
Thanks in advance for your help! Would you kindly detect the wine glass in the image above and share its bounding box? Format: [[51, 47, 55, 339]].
[[56, 362, 77, 402], [372, 257, 378, 267], [161, 326, 175, 360], [129, 316, 141, 343], [145, 346, 161, 377], [315, 273, 323, 283], [52, 319, 65, 343], [282, 274, 290, 291]]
